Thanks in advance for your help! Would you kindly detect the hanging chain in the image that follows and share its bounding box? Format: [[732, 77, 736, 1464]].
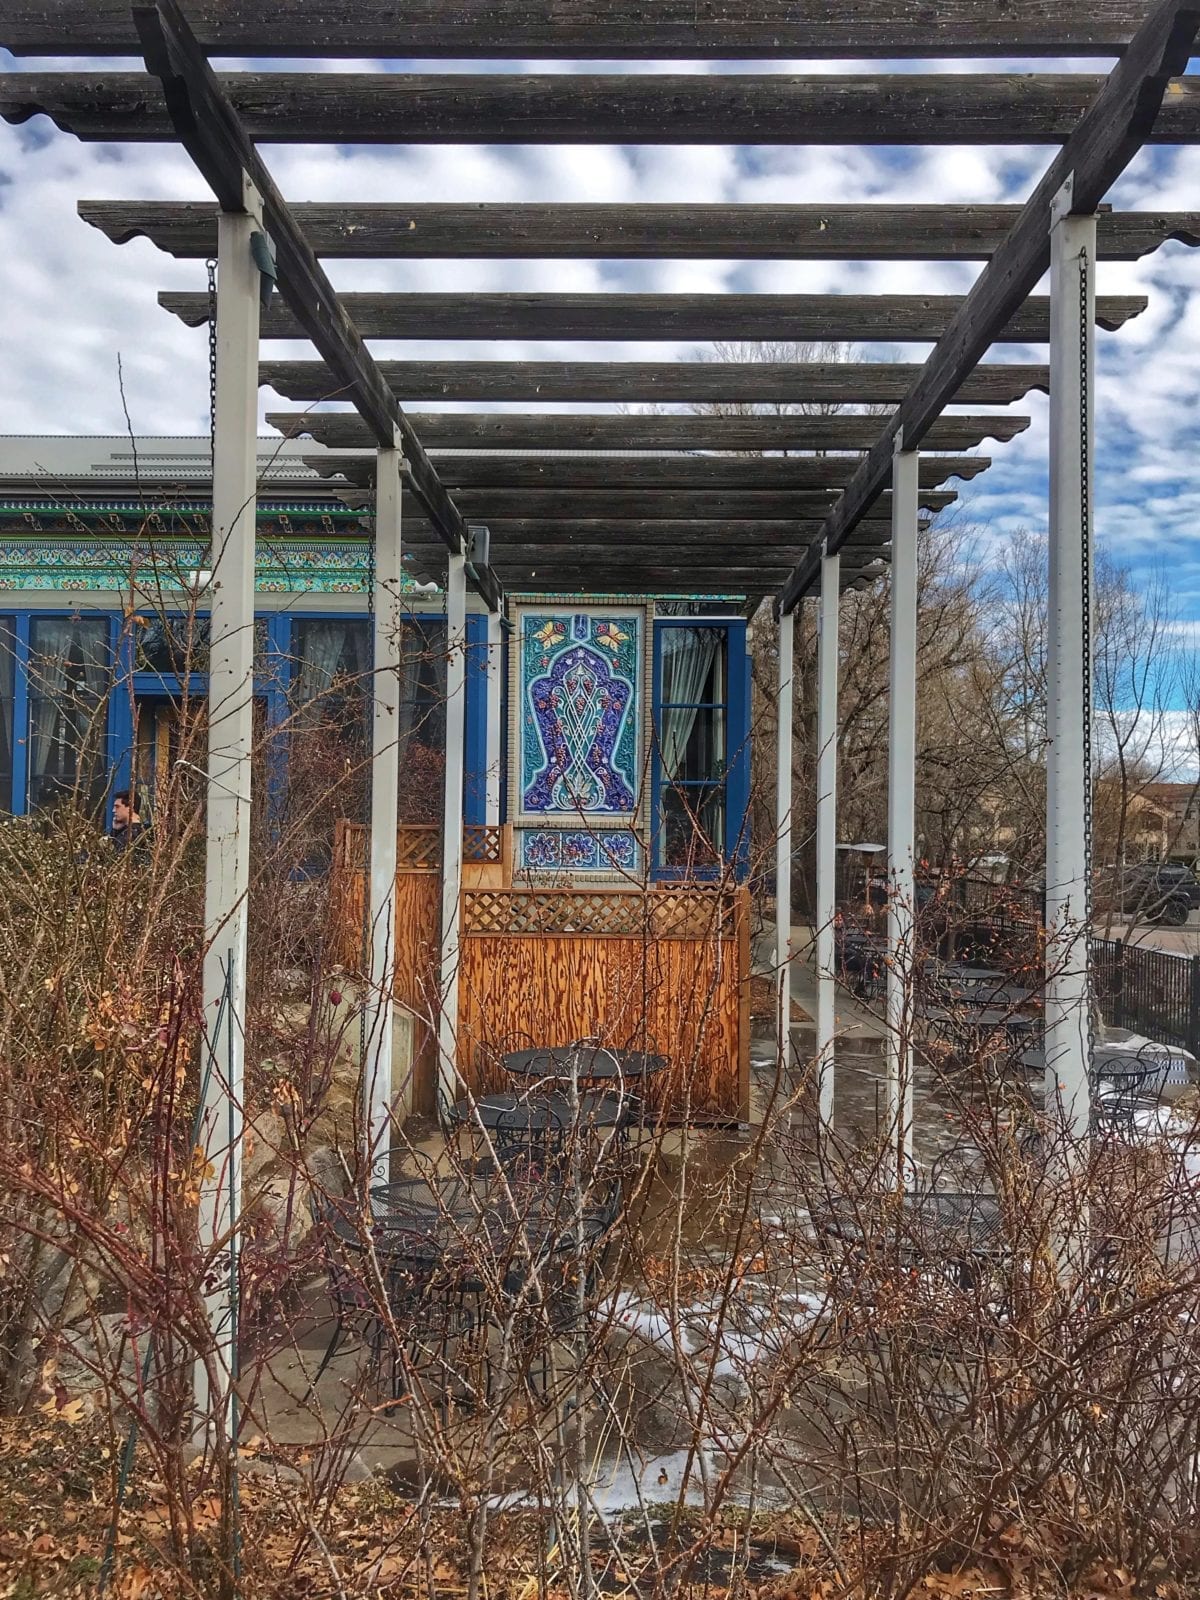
[[205, 257, 218, 478], [1078, 242, 1097, 1068]]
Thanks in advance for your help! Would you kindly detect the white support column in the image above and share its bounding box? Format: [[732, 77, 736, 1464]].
[[364, 440, 404, 1181], [775, 609, 795, 1058], [887, 442, 920, 1184], [814, 542, 841, 1132], [196, 188, 262, 1425], [438, 551, 467, 1111], [485, 607, 503, 827], [1045, 182, 1097, 1147]]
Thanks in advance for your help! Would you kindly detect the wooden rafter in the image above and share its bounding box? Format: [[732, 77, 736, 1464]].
[[2, 2, 1174, 60], [310, 456, 986, 492], [395, 517, 906, 547], [6, 71, 1200, 145], [78, 199, 1200, 260], [322, 487, 962, 520], [777, 0, 1200, 613], [260, 359, 1051, 407], [161, 289, 1147, 343], [270, 411, 1031, 453]]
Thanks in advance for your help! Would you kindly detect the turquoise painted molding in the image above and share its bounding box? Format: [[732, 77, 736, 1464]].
[[0, 535, 428, 594]]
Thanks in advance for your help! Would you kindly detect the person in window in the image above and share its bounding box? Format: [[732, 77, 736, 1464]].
[[111, 789, 148, 854]]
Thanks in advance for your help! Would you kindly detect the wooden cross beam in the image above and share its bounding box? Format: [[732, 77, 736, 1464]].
[[311, 455, 986, 491], [128, 0, 501, 610], [6, 71, 1200, 145], [2, 2, 1176, 60], [347, 487, 960, 520], [161, 288, 1148, 342], [777, 0, 1200, 614], [396, 517, 906, 546], [78, 199, 1200, 260], [260, 359, 1050, 406], [269, 411, 1032, 453], [432, 491, 954, 519]]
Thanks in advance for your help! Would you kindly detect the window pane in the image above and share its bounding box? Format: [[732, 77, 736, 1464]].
[[292, 619, 370, 725], [397, 620, 447, 823], [660, 702, 727, 785], [0, 619, 13, 813], [136, 615, 212, 674], [654, 624, 731, 872], [657, 783, 726, 873], [28, 617, 111, 813], [660, 625, 727, 707], [288, 619, 372, 843]]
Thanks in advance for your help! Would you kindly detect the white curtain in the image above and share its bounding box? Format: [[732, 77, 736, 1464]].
[[659, 625, 722, 778], [295, 621, 360, 709], [28, 618, 108, 807], [0, 620, 13, 800]]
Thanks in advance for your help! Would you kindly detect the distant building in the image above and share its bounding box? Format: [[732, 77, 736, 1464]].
[[1128, 782, 1200, 863]]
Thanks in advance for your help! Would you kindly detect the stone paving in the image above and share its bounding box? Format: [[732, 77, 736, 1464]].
[[230, 928, 1200, 1492]]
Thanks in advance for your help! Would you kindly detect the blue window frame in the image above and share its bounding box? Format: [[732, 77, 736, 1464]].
[[0, 605, 488, 839], [0, 611, 122, 819], [651, 618, 750, 881]]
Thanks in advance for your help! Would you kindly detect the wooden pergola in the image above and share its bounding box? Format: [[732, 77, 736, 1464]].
[[5, 0, 1199, 1427]]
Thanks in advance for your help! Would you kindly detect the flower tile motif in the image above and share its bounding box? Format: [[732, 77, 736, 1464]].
[[518, 828, 641, 874]]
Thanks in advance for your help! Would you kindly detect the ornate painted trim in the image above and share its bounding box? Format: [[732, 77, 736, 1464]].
[[0, 536, 429, 595]]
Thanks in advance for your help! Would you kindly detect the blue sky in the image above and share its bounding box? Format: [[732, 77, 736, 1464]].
[[0, 48, 1198, 741]]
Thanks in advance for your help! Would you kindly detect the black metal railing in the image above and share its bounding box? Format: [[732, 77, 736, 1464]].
[[1093, 938, 1200, 1056]]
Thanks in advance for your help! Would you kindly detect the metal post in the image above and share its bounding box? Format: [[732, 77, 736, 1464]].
[[775, 609, 795, 1058], [814, 542, 840, 1132], [1045, 182, 1097, 1145], [196, 186, 261, 1425], [438, 551, 467, 1110], [887, 442, 920, 1184], [364, 440, 404, 1181], [485, 607, 503, 827]]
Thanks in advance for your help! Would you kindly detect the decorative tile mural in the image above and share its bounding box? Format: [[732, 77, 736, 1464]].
[[516, 607, 644, 824], [519, 828, 642, 875]]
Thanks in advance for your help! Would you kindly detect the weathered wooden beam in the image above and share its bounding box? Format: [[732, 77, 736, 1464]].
[[368, 487, 960, 519], [3, 2, 1173, 60], [78, 199, 1200, 261], [270, 409, 1032, 453], [778, 0, 1200, 614], [164, 289, 1148, 341], [400, 528, 896, 553], [434, 540, 888, 561], [8, 72, 1200, 145], [127, 0, 500, 611], [315, 454, 985, 491], [261, 359, 1049, 406]]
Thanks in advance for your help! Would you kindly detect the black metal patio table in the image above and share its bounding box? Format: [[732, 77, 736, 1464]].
[[449, 1088, 633, 1130], [923, 1005, 1042, 1050], [317, 1172, 617, 1402], [501, 1045, 667, 1086], [329, 1172, 609, 1270], [818, 1189, 1008, 1295], [447, 1088, 636, 1166]]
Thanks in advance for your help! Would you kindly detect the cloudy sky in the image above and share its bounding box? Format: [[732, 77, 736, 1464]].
[[1, 48, 1198, 758]]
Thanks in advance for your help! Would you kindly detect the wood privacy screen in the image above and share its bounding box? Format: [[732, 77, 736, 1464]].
[[328, 821, 750, 1121]]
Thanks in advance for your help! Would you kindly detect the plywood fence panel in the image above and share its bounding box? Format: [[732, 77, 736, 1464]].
[[456, 920, 745, 1120], [327, 839, 749, 1120]]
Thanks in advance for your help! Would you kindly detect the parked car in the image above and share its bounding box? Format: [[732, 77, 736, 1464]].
[[1115, 861, 1200, 926]]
